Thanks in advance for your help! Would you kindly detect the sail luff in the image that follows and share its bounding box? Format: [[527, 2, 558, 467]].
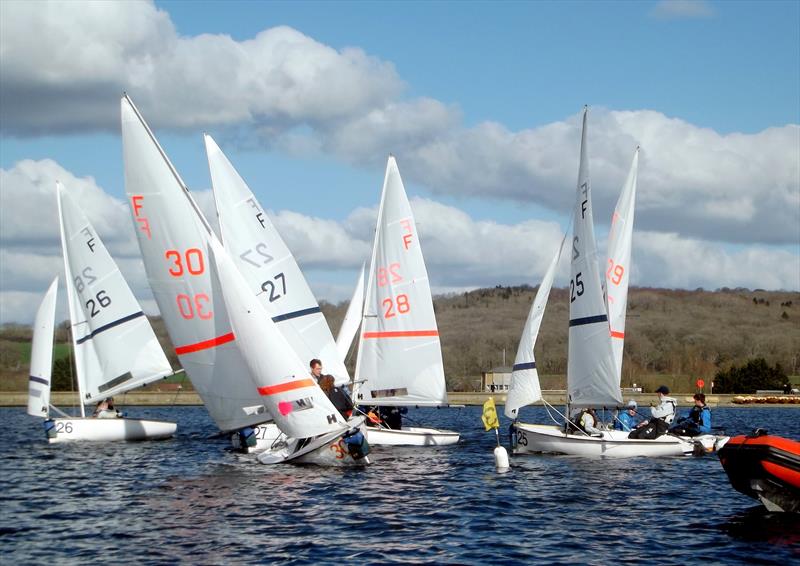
[[27, 277, 58, 418], [567, 108, 622, 408], [606, 148, 639, 380]]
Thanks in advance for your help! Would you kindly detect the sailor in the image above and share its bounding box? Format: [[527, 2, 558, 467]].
[[309, 358, 323, 383], [669, 393, 711, 436], [319, 375, 354, 419], [615, 400, 640, 431], [579, 408, 603, 437], [628, 385, 676, 439]]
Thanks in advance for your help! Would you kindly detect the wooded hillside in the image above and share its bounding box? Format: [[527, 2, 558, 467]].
[[2, 287, 797, 392]]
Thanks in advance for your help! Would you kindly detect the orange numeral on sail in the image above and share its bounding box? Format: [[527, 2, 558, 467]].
[[383, 294, 410, 318], [165, 248, 205, 277], [607, 259, 625, 286], [377, 263, 403, 287]]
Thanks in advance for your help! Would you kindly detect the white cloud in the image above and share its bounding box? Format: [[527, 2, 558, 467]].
[[1, 159, 798, 324], [1, 2, 797, 248], [651, 1, 715, 20]]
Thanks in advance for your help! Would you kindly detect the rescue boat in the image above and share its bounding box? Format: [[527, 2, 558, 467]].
[[718, 430, 800, 513]]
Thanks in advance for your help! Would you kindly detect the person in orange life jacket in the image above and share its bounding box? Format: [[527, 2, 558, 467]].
[[319, 375, 354, 418], [628, 385, 676, 439], [670, 393, 711, 436]]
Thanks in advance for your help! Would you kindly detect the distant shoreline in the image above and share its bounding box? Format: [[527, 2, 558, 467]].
[[3, 391, 799, 408]]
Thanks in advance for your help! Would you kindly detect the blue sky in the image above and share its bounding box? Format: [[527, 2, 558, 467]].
[[1, 0, 798, 323]]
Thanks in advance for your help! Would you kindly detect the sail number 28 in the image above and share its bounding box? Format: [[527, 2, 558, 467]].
[[383, 294, 410, 318]]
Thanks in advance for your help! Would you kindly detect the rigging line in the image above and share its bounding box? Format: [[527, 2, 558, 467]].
[[170, 370, 188, 407]]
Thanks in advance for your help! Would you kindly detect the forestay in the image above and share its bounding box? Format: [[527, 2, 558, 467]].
[[205, 135, 350, 385], [27, 278, 58, 418], [57, 183, 173, 404], [504, 238, 565, 419], [121, 96, 268, 432], [606, 148, 639, 380], [208, 238, 346, 439], [354, 156, 447, 407], [335, 262, 365, 362], [567, 109, 622, 408]]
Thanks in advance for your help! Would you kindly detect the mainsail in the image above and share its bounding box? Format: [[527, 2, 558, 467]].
[[504, 238, 565, 418], [57, 182, 173, 405], [567, 109, 622, 407], [606, 148, 639, 380], [335, 262, 365, 362], [204, 135, 350, 385], [27, 277, 58, 418], [120, 95, 269, 432], [354, 156, 447, 407], [208, 237, 346, 439]]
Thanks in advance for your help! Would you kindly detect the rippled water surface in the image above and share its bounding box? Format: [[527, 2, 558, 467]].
[[1, 405, 798, 563]]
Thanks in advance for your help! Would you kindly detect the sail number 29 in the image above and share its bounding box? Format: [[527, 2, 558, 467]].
[[606, 260, 625, 286]]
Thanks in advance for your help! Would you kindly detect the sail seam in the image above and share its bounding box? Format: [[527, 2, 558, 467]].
[[568, 314, 608, 327], [175, 332, 235, 355], [271, 306, 321, 323], [257, 378, 316, 396], [75, 311, 146, 344], [362, 330, 439, 339]]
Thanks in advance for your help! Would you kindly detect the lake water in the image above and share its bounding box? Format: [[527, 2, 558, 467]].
[[1, 405, 798, 563]]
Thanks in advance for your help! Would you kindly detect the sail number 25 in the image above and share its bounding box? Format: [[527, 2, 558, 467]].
[[570, 272, 584, 303]]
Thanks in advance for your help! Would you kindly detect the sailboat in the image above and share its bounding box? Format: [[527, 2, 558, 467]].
[[509, 109, 701, 457], [353, 156, 459, 446], [208, 237, 368, 465], [121, 95, 275, 448], [28, 183, 178, 443], [335, 262, 366, 362]]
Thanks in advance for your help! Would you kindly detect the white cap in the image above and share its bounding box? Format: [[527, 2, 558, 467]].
[[627, 400, 637, 409]]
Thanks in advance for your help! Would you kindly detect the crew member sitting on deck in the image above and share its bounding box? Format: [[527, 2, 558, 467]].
[[93, 397, 121, 419], [669, 393, 711, 436], [614, 400, 640, 432], [379, 406, 406, 430], [319, 375, 354, 419], [569, 408, 603, 437], [628, 385, 676, 439]]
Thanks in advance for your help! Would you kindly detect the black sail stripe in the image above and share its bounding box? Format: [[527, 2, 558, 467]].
[[568, 314, 608, 327], [272, 306, 321, 323], [29, 375, 49, 386], [512, 362, 537, 371], [75, 312, 145, 344]]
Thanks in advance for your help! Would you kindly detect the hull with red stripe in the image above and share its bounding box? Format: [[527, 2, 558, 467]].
[[718, 432, 800, 512]]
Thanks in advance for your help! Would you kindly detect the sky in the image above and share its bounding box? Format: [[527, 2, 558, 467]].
[[1, 0, 798, 324]]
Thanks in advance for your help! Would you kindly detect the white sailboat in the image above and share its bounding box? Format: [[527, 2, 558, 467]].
[[204, 134, 350, 386], [335, 262, 366, 362], [33, 183, 177, 443], [510, 109, 698, 458], [121, 95, 274, 449], [353, 156, 459, 446], [208, 237, 368, 466]]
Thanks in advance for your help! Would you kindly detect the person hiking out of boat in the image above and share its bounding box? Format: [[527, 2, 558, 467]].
[[614, 400, 640, 432], [628, 385, 676, 439], [669, 393, 711, 436], [319, 375, 355, 419]]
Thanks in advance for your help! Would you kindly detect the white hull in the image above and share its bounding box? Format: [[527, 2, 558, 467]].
[[512, 423, 693, 458], [257, 428, 369, 467], [45, 417, 176, 443], [366, 426, 460, 446]]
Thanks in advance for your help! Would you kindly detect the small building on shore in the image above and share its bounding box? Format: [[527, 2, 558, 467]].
[[481, 366, 512, 392]]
